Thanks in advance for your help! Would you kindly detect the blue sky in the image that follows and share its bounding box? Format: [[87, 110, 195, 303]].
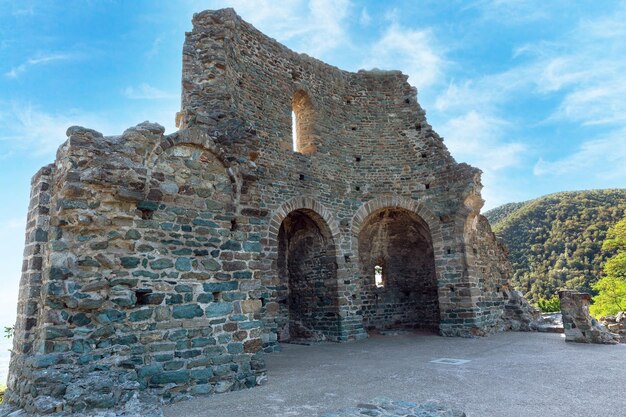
[[1, 0, 626, 329]]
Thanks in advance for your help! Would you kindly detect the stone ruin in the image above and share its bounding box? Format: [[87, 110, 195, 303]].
[[599, 312, 626, 342], [559, 290, 619, 344], [6, 8, 530, 414]]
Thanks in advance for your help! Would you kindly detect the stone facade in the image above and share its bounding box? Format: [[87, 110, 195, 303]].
[[7, 8, 520, 413], [559, 290, 619, 344]]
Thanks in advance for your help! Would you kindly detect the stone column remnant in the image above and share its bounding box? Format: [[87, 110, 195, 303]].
[[558, 290, 619, 344]]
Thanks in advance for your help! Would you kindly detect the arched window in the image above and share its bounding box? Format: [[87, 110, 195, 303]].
[[291, 90, 314, 153]]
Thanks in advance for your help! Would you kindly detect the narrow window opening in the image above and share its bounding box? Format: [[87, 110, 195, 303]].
[[355, 156, 361, 162], [355, 186, 360, 191], [374, 265, 384, 288], [291, 110, 298, 151], [291, 90, 314, 153]]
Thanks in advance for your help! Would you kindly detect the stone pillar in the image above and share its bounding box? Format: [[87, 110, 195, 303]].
[[559, 290, 618, 344], [6, 164, 54, 408]]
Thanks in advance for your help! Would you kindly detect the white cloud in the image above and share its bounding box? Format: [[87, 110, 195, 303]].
[[0, 102, 110, 158], [441, 110, 526, 172], [5, 53, 74, 78], [0, 101, 179, 160], [216, 0, 352, 56], [363, 24, 443, 88], [553, 80, 626, 126], [439, 111, 527, 210], [123, 83, 178, 100], [533, 129, 626, 179]]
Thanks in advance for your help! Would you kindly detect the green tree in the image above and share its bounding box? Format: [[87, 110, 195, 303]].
[[590, 217, 626, 317], [590, 276, 626, 317]]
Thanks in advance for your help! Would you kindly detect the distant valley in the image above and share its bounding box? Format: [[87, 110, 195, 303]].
[[484, 189, 626, 303]]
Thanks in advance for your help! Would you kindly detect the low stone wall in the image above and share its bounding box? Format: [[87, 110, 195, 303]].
[[558, 290, 619, 344], [599, 312, 626, 342]]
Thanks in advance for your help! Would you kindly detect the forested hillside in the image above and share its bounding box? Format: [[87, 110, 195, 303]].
[[484, 189, 626, 303]]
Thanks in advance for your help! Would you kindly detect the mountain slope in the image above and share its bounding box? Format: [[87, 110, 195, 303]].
[[484, 189, 626, 303]]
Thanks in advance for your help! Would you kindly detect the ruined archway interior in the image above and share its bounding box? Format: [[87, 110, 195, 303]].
[[277, 209, 340, 342], [358, 208, 440, 332]]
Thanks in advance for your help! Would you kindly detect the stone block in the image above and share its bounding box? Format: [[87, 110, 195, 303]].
[[206, 302, 233, 317], [173, 304, 204, 319], [240, 299, 262, 313]]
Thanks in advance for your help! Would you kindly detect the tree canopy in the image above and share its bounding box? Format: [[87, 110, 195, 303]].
[[485, 189, 626, 304], [590, 217, 626, 317]]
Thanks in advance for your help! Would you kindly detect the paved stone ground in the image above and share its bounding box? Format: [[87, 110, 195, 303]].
[[163, 332, 626, 417], [320, 398, 465, 417]]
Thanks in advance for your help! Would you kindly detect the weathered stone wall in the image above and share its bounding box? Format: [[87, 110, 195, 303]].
[[7, 8, 516, 413], [599, 312, 626, 342], [559, 290, 618, 344]]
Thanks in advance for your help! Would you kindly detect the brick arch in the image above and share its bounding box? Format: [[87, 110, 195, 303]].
[[351, 195, 443, 252], [267, 196, 344, 341], [144, 127, 241, 204], [267, 196, 341, 253]]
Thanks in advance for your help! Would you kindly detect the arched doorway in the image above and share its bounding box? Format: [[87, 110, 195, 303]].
[[358, 207, 440, 332], [277, 209, 340, 342]]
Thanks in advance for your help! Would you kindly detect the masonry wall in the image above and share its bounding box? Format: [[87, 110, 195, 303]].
[[8, 8, 513, 413]]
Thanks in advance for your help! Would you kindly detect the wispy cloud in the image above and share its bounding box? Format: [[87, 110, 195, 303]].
[[359, 7, 371, 26], [5, 53, 74, 78], [441, 110, 526, 172], [123, 83, 177, 100], [533, 129, 626, 179], [363, 24, 444, 88], [0, 102, 109, 158], [439, 111, 528, 209], [146, 35, 165, 58], [215, 0, 352, 56], [432, 2, 626, 205]]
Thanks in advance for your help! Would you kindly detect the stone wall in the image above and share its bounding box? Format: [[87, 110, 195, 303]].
[[599, 312, 626, 342], [7, 8, 517, 413], [559, 290, 618, 344]]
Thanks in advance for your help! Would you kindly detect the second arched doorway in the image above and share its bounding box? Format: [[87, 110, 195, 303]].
[[357, 207, 440, 333]]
